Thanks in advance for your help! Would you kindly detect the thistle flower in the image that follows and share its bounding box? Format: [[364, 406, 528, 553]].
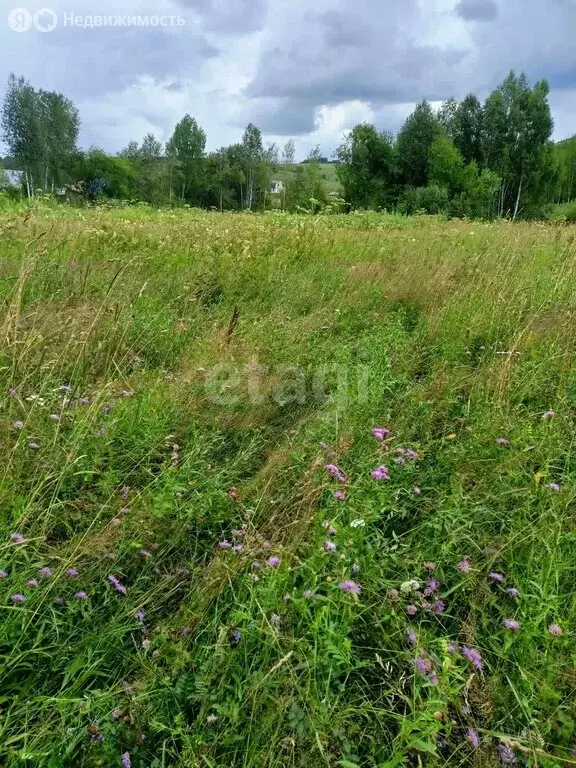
[[136, 609, 145, 624], [467, 728, 480, 749], [407, 629, 417, 646], [11, 593, 26, 603], [542, 410, 556, 419], [38, 567, 52, 578], [387, 588, 399, 601], [10, 533, 26, 544], [232, 544, 243, 553], [415, 657, 432, 673], [266, 556, 280, 567], [351, 562, 360, 574], [218, 540, 232, 550], [496, 437, 509, 446], [462, 646, 483, 670], [406, 604, 418, 616], [370, 465, 390, 480], [121, 752, 131, 768], [0, 569, 7, 579], [108, 575, 127, 595], [548, 623, 563, 636], [252, 561, 262, 569], [506, 587, 521, 598], [327, 525, 337, 536], [489, 572, 505, 582], [334, 490, 346, 501], [302, 590, 313, 599], [423, 562, 436, 571], [27, 579, 38, 587], [326, 464, 347, 483], [339, 580, 361, 594], [66, 568, 79, 577], [138, 549, 152, 558], [424, 578, 440, 595], [503, 618, 521, 631], [371, 427, 390, 441], [447, 642, 459, 655], [431, 600, 446, 614], [78, 397, 89, 406], [230, 629, 241, 644], [11, 420, 24, 430], [546, 482, 561, 492], [458, 558, 471, 573], [497, 743, 516, 765], [323, 541, 337, 553], [75, 591, 89, 600]]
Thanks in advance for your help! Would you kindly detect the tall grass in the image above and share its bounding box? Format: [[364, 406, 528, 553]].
[[0, 204, 575, 766]]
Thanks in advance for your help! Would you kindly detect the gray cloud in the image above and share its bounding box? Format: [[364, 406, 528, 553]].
[[174, 0, 268, 33], [455, 0, 498, 22]]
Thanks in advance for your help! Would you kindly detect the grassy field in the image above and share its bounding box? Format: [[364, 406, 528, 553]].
[[0, 204, 575, 767]]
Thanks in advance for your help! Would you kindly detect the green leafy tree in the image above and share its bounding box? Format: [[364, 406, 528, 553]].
[[336, 123, 396, 209], [241, 123, 263, 210], [282, 139, 296, 164], [166, 115, 207, 205], [428, 136, 465, 195], [396, 101, 443, 188]]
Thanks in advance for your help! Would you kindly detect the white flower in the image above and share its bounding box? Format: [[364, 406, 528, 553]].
[[350, 519, 365, 528], [400, 579, 420, 594]]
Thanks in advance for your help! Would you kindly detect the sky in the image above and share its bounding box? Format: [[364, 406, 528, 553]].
[[1, 0, 575, 160]]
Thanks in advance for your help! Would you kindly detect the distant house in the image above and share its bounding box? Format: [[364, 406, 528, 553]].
[[269, 179, 284, 195], [1, 169, 25, 187]]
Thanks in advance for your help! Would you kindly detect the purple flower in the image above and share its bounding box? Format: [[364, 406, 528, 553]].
[[334, 489, 346, 501], [326, 464, 347, 484], [232, 544, 243, 553], [75, 591, 89, 600], [27, 579, 38, 588], [462, 646, 483, 670], [542, 410, 556, 420], [10, 533, 26, 544], [458, 558, 471, 573], [8, 387, 18, 397], [38, 567, 52, 578], [415, 657, 432, 674], [181, 626, 191, 636], [431, 600, 446, 614], [230, 629, 241, 644], [252, 561, 262, 569], [27, 441, 40, 450], [370, 465, 390, 481], [387, 588, 399, 601], [407, 629, 417, 646], [546, 482, 561, 492], [121, 752, 131, 768], [371, 427, 390, 441], [467, 728, 480, 749], [136, 609, 145, 624], [11, 420, 24, 430], [138, 549, 152, 558], [66, 568, 79, 577], [108, 575, 127, 595], [302, 590, 313, 599], [548, 623, 563, 636], [503, 618, 521, 631], [424, 578, 440, 595], [10, 593, 26, 603], [266, 556, 280, 567], [218, 540, 232, 550], [489, 572, 505, 582], [394, 457, 405, 466], [339, 580, 361, 594], [447, 642, 459, 655], [78, 397, 89, 406], [496, 437, 509, 446], [323, 541, 337, 553], [0, 570, 7, 579], [497, 743, 517, 765], [506, 587, 521, 598], [406, 604, 418, 616]]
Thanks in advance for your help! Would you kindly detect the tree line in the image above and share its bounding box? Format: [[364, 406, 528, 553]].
[[1, 71, 575, 218]]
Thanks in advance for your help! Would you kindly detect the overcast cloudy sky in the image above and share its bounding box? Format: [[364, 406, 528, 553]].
[[1, 0, 575, 159]]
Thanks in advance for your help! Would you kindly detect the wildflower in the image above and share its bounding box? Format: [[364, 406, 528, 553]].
[[370, 465, 389, 480], [406, 604, 418, 616], [27, 579, 38, 587], [413, 486, 422, 495], [334, 489, 346, 501], [108, 575, 127, 595], [302, 590, 313, 599], [467, 728, 480, 749], [120, 389, 133, 398], [11, 593, 26, 603], [496, 437, 509, 446], [121, 752, 131, 768], [372, 427, 390, 441], [546, 482, 561, 492], [11, 420, 24, 430], [218, 540, 232, 550], [8, 387, 18, 396], [351, 562, 360, 574], [230, 629, 241, 644], [489, 572, 505, 582], [38, 567, 52, 578], [327, 525, 337, 536], [49, 414, 61, 422], [548, 623, 563, 636], [415, 657, 432, 673], [142, 639, 150, 650], [506, 587, 521, 598], [0, 570, 6, 579], [27, 441, 40, 450], [339, 580, 361, 594], [66, 568, 79, 577], [458, 558, 471, 573], [252, 561, 262, 569], [206, 714, 219, 725], [447, 642, 459, 655], [232, 544, 243, 553], [461, 705, 472, 715], [270, 613, 281, 629], [138, 549, 152, 558], [54, 597, 65, 605], [181, 627, 191, 636], [326, 464, 347, 484], [542, 410, 556, 419], [387, 589, 399, 601], [423, 562, 436, 571], [231, 528, 246, 537], [59, 385, 73, 393], [350, 519, 365, 528], [407, 629, 417, 646], [10, 533, 26, 544], [497, 743, 517, 765], [266, 556, 280, 567], [395, 457, 406, 466], [75, 591, 89, 600], [400, 579, 420, 593], [462, 646, 483, 670], [503, 618, 521, 631], [431, 600, 446, 614], [424, 578, 440, 595], [135, 609, 145, 624], [78, 397, 89, 406], [323, 541, 337, 553]]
